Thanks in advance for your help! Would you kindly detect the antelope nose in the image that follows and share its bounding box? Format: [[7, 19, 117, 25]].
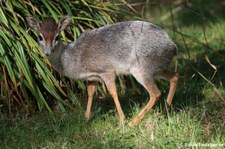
[[45, 53, 50, 57]]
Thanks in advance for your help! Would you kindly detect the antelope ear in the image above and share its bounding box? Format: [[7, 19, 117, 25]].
[[26, 15, 40, 31], [58, 15, 71, 31]]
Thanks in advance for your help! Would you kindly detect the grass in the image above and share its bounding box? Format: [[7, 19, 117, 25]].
[[0, 76, 224, 148], [1, 2, 225, 149], [0, 98, 224, 148]]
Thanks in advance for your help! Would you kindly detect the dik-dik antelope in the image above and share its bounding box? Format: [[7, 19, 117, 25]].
[[26, 15, 179, 126]]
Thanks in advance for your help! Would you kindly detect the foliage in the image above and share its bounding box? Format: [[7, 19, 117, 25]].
[[0, 0, 224, 148], [0, 97, 224, 148], [0, 0, 135, 114]]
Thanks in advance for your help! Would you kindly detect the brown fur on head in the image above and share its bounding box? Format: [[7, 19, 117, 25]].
[[26, 15, 71, 57], [39, 18, 58, 48]]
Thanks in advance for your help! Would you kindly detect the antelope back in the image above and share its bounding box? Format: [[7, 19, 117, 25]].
[[26, 15, 71, 56]]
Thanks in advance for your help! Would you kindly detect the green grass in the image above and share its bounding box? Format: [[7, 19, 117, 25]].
[[0, 76, 224, 148], [1, 2, 225, 149], [0, 96, 224, 148]]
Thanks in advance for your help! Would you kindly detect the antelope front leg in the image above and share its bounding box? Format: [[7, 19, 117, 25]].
[[85, 81, 97, 122], [101, 72, 125, 124]]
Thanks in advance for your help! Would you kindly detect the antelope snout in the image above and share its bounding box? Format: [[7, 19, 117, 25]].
[[45, 53, 50, 57], [43, 46, 52, 57]]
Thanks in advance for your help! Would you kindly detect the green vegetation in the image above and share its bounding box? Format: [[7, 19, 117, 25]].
[[0, 0, 134, 113], [0, 0, 224, 148]]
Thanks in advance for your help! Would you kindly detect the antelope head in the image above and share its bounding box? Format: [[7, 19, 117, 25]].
[[26, 15, 71, 57]]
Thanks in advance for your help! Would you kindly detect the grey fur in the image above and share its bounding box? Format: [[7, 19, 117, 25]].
[[26, 15, 179, 124], [47, 21, 177, 81]]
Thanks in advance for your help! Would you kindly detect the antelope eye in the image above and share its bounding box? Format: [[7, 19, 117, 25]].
[[55, 35, 60, 42], [38, 34, 43, 41]]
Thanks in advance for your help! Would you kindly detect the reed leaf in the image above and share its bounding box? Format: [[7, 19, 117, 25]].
[[0, 0, 134, 114]]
